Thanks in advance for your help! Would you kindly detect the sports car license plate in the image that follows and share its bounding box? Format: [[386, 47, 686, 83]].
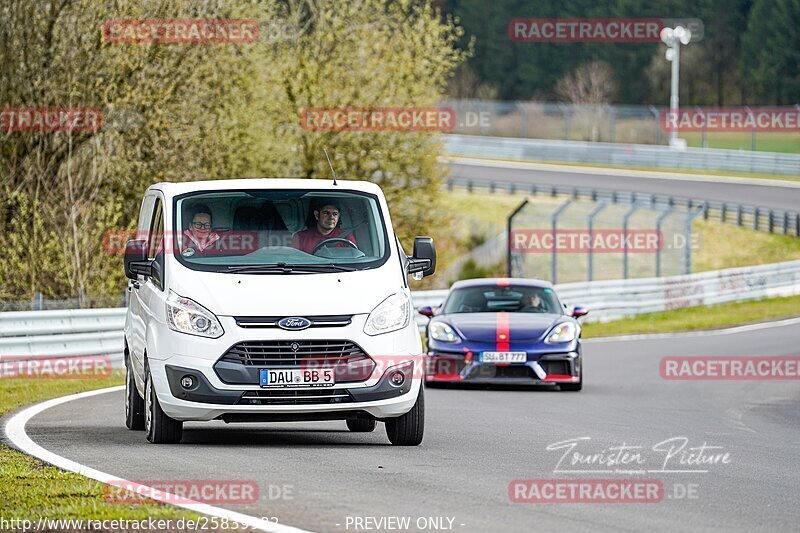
[[259, 368, 334, 387], [480, 351, 527, 364]]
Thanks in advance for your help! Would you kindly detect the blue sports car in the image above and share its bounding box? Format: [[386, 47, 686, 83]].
[[419, 278, 587, 391]]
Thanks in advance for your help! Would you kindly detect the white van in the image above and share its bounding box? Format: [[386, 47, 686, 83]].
[[123, 179, 435, 445]]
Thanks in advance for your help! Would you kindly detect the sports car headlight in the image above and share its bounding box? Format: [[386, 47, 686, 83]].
[[545, 322, 577, 344], [166, 292, 224, 338], [363, 292, 410, 336], [429, 322, 459, 343]]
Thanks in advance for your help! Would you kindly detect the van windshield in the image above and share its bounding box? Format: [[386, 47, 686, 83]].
[[172, 189, 389, 272]]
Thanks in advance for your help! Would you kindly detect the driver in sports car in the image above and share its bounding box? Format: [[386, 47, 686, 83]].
[[291, 201, 357, 253]]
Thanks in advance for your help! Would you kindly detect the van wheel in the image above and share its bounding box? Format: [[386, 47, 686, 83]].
[[346, 419, 377, 432], [145, 367, 183, 444], [125, 360, 145, 430], [385, 387, 424, 446]]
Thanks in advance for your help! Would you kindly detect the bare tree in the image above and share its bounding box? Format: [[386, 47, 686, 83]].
[[555, 61, 617, 104]]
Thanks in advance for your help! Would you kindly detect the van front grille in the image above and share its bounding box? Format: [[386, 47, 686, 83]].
[[220, 340, 367, 367]]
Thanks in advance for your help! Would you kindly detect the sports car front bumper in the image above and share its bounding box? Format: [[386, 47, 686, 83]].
[[425, 350, 580, 385]]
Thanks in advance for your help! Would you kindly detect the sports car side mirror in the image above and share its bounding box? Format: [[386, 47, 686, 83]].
[[418, 306, 435, 317], [572, 306, 589, 318]]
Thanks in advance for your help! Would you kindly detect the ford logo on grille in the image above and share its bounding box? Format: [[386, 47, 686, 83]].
[[278, 317, 311, 331]]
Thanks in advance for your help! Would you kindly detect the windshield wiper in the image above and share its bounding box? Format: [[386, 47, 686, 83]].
[[279, 263, 356, 272], [226, 264, 294, 274], [226, 263, 355, 274]]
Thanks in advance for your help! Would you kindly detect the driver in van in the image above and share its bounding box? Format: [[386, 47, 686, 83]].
[[291, 200, 357, 254]]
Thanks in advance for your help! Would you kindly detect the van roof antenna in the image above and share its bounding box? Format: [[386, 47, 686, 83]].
[[323, 148, 338, 186]]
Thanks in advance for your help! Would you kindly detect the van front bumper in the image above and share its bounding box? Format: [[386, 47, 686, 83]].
[[143, 314, 423, 421], [149, 357, 422, 422]]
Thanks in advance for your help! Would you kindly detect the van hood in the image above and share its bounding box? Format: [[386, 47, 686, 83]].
[[169, 268, 402, 317]]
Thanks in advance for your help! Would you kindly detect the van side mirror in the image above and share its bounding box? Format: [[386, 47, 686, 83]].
[[124, 239, 153, 279], [572, 306, 589, 318], [408, 237, 436, 279]]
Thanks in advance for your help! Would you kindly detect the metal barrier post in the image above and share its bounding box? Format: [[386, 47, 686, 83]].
[[551, 200, 573, 284], [655, 207, 674, 278], [507, 199, 529, 277], [622, 205, 639, 279], [685, 203, 706, 274], [587, 203, 608, 282], [649, 106, 661, 145]]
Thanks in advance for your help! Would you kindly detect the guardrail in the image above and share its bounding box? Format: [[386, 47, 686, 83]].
[[444, 134, 800, 176], [412, 260, 800, 323], [2, 260, 798, 366]]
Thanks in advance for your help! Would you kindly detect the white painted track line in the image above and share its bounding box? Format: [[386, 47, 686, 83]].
[[3, 386, 310, 533]]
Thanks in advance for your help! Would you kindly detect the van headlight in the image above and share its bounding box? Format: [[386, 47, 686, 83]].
[[429, 322, 459, 343], [363, 292, 410, 336], [166, 292, 224, 338], [545, 322, 577, 344]]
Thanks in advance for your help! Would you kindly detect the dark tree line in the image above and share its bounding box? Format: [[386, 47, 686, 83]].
[[445, 0, 799, 105]]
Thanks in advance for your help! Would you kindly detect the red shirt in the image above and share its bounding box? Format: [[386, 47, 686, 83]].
[[291, 226, 357, 254]]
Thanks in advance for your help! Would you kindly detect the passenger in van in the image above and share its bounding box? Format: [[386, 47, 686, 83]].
[[291, 201, 358, 254], [180, 204, 222, 257]]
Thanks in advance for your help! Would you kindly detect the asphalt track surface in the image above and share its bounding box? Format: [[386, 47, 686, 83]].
[[8, 166, 800, 532], [17, 320, 800, 532], [448, 160, 800, 212]]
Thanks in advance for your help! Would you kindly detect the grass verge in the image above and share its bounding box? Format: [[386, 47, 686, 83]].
[[581, 294, 800, 338], [434, 190, 800, 286], [0, 372, 202, 523]]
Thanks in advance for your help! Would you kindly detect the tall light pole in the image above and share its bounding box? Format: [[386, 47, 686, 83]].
[[660, 26, 691, 148]]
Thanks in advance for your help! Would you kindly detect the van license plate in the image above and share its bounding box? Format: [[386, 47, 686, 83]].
[[259, 368, 335, 387]]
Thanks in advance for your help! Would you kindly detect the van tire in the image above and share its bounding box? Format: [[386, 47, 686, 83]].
[[125, 359, 145, 430], [346, 419, 377, 432], [385, 387, 424, 446], [145, 366, 183, 444]]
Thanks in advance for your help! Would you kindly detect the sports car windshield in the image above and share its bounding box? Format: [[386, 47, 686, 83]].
[[173, 189, 388, 272], [442, 285, 562, 314]]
